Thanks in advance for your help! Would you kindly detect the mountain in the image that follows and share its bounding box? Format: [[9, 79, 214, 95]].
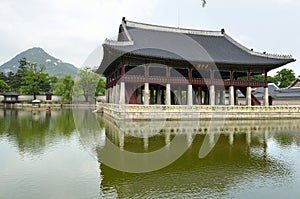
[[0, 47, 79, 78]]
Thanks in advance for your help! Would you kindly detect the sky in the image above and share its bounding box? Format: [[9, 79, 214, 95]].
[[0, 0, 299, 76]]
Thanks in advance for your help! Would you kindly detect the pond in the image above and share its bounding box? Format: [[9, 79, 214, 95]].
[[0, 109, 300, 198]]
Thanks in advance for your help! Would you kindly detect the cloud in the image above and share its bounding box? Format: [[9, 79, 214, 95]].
[[0, 0, 158, 68]]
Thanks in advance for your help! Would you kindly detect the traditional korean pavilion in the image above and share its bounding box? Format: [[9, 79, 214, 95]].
[[97, 17, 295, 106]]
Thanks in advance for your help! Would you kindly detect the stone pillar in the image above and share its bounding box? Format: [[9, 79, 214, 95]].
[[187, 84, 193, 105], [144, 83, 149, 105], [229, 86, 234, 106], [156, 86, 161, 105], [177, 87, 182, 105], [264, 87, 269, 107], [111, 86, 115, 104], [209, 85, 215, 105], [166, 84, 171, 105], [215, 90, 220, 105], [115, 84, 120, 104], [119, 82, 125, 104], [109, 87, 113, 103], [246, 86, 252, 106]]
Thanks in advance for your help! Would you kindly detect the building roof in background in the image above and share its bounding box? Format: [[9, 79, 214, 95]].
[[253, 83, 300, 100]]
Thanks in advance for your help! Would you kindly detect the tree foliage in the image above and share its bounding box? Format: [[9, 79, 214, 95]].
[[0, 80, 10, 93], [74, 67, 101, 102], [237, 68, 296, 88], [2, 58, 53, 98], [20, 63, 51, 99], [1, 59, 107, 103], [271, 68, 296, 88], [53, 75, 74, 104], [96, 77, 106, 96]]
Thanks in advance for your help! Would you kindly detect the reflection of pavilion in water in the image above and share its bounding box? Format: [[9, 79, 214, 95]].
[[97, 117, 298, 198], [101, 116, 300, 150]]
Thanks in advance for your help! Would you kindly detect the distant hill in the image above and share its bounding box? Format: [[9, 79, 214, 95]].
[[0, 47, 79, 78]]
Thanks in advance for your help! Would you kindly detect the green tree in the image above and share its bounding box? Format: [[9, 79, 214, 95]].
[[0, 72, 7, 82], [272, 68, 296, 88], [74, 67, 101, 102], [6, 71, 15, 91], [49, 76, 58, 92], [96, 76, 106, 96], [0, 80, 10, 93], [202, 0, 207, 7], [21, 63, 51, 99], [11, 58, 30, 93], [53, 75, 74, 104]]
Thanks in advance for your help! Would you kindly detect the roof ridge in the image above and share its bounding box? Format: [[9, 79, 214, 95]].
[[125, 19, 222, 36]]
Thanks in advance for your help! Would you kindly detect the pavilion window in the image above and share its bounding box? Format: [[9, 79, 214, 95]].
[[192, 70, 202, 78], [149, 66, 166, 77], [125, 65, 145, 76], [220, 71, 231, 80], [213, 71, 223, 80], [170, 68, 189, 78], [196, 69, 210, 79]]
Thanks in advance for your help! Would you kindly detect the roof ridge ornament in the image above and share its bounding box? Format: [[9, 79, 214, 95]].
[[121, 19, 134, 43], [221, 28, 225, 35]]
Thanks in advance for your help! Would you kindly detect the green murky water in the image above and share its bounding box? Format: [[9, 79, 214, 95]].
[[1, 109, 300, 198]]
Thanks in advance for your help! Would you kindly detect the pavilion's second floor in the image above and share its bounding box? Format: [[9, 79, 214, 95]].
[[105, 64, 268, 89]]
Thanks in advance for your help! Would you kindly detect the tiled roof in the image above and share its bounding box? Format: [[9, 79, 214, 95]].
[[98, 18, 295, 75]]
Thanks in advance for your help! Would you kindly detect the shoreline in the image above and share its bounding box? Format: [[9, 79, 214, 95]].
[[0, 103, 96, 110]]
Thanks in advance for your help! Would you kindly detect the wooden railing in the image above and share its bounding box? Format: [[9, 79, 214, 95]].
[[107, 75, 266, 88]]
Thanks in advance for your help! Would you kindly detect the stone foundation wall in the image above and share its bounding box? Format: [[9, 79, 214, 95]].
[[97, 103, 300, 120]]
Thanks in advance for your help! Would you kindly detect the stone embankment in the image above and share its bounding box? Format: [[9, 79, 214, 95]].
[[97, 102, 300, 120]]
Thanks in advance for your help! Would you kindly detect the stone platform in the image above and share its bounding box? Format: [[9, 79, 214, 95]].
[[97, 103, 300, 120]]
